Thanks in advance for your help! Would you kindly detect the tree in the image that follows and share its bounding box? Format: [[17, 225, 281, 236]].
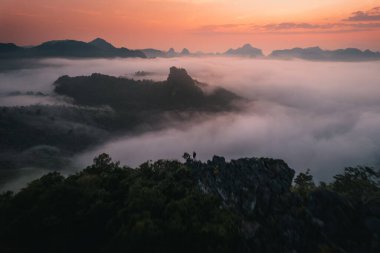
[[182, 152, 191, 161], [293, 169, 315, 198], [331, 166, 380, 203]]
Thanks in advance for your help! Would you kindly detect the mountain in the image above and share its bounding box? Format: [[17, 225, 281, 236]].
[[224, 43, 264, 57], [269, 46, 324, 60], [2, 38, 379, 61], [31, 40, 100, 57], [0, 43, 24, 54], [140, 48, 166, 58], [0, 38, 146, 58], [180, 48, 190, 56], [141, 48, 192, 58], [270, 47, 380, 61], [54, 66, 241, 112], [167, 48, 178, 57], [88, 37, 115, 50]]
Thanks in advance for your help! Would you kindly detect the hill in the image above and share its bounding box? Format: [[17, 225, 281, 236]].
[[0, 38, 146, 59], [0, 153, 378, 253], [54, 66, 241, 113]]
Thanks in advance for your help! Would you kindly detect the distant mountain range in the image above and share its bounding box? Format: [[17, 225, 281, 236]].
[[0, 38, 146, 58], [269, 47, 380, 61], [1, 38, 380, 61], [140, 47, 194, 58]]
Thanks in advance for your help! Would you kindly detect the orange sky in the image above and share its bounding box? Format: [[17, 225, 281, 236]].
[[0, 0, 379, 53]]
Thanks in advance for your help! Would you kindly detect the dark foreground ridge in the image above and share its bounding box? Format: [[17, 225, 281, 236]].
[[0, 154, 379, 253]]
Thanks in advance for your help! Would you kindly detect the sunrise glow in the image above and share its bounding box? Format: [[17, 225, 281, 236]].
[[1, 0, 379, 52]]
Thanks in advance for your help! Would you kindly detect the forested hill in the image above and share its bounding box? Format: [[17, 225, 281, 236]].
[[0, 153, 379, 253], [54, 66, 241, 112]]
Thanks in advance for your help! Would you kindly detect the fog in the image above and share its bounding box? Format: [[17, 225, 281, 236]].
[[1, 57, 380, 184]]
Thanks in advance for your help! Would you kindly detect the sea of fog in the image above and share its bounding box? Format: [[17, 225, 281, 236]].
[[1, 57, 380, 187]]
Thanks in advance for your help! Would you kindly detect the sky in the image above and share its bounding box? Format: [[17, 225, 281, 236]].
[[0, 0, 380, 52]]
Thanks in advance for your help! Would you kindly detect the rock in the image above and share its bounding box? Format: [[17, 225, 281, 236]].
[[194, 157, 295, 217], [167, 67, 195, 86]]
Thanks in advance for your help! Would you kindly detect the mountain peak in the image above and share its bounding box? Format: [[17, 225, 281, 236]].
[[181, 48, 190, 55], [167, 67, 194, 85], [89, 38, 115, 50], [242, 43, 253, 49], [224, 43, 263, 57], [167, 48, 177, 57]]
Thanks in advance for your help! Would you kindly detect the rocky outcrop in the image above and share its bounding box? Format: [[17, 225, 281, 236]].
[[184, 156, 379, 253], [188, 157, 316, 252], [166, 67, 195, 86], [195, 156, 294, 217]]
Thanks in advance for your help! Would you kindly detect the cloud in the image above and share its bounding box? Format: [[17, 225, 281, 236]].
[[191, 23, 248, 34], [191, 7, 380, 35], [197, 23, 244, 30], [262, 22, 336, 30], [192, 21, 380, 35], [66, 57, 380, 183], [259, 22, 380, 34], [344, 6, 380, 21], [2, 57, 380, 190], [348, 22, 380, 28]]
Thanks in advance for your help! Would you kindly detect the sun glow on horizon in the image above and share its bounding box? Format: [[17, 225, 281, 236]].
[[0, 0, 379, 52]]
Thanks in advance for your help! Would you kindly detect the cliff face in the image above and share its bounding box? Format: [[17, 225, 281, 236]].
[[195, 156, 294, 217], [187, 156, 379, 253], [188, 157, 313, 252]]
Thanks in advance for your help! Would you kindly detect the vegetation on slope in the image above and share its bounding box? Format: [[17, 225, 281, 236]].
[[0, 154, 378, 253]]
